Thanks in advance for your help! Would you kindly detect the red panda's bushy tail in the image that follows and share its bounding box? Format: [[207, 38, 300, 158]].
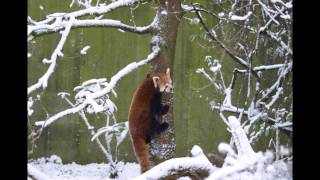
[[131, 135, 150, 173]]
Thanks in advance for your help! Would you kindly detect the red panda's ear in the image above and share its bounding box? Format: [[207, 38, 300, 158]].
[[152, 76, 160, 88], [166, 68, 171, 79]]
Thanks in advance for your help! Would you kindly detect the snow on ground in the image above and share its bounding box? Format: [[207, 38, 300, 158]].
[[29, 155, 140, 180], [29, 152, 292, 180]]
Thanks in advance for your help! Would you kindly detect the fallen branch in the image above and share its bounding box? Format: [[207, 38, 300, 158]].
[[134, 145, 214, 180]]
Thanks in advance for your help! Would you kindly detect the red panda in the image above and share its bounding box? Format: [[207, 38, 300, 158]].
[[128, 68, 173, 173]]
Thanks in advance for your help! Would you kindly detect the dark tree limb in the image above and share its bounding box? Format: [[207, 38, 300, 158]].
[[192, 5, 261, 81]]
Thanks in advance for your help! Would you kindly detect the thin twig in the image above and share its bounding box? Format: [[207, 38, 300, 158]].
[[192, 5, 261, 81]]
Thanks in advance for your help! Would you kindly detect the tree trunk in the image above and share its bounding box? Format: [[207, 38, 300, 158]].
[[149, 0, 182, 165]]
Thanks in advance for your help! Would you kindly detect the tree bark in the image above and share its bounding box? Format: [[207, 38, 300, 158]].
[[149, 0, 182, 165]]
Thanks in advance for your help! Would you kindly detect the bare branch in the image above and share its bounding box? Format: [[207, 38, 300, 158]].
[[192, 5, 261, 81]]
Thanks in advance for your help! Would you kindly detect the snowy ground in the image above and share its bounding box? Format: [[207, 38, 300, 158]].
[[29, 153, 292, 180], [28, 155, 140, 180]]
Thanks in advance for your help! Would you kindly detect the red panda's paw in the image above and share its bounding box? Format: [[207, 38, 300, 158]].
[[145, 135, 151, 144], [140, 166, 150, 173], [161, 104, 169, 115], [158, 122, 169, 132]]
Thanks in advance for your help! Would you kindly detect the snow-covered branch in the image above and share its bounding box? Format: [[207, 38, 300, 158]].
[[193, 0, 292, 144], [135, 145, 214, 180], [230, 11, 252, 21], [228, 116, 255, 157], [134, 113, 290, 179], [28, 16, 74, 95], [29, 18, 154, 37], [196, 68, 219, 90], [27, 0, 160, 96], [56, 89, 128, 177], [211, 104, 292, 134], [192, 5, 261, 80], [29, 0, 137, 26], [257, 0, 280, 25], [265, 30, 292, 55], [205, 114, 291, 180], [233, 63, 289, 74], [211, 105, 247, 115], [206, 152, 265, 180], [68, 0, 137, 18], [72, 19, 153, 34], [257, 62, 292, 104], [34, 46, 160, 128], [27, 0, 156, 38], [34, 102, 85, 127]]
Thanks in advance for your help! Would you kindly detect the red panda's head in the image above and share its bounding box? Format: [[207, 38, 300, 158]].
[[152, 68, 173, 93]]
